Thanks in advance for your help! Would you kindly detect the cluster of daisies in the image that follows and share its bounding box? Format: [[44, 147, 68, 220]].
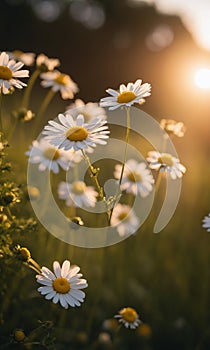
[[36, 259, 143, 329], [21, 246, 142, 329], [1, 49, 209, 320], [0, 50, 77, 99], [6, 56, 184, 238]]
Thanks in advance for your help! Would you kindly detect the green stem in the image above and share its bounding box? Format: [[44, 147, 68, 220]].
[[73, 164, 79, 181], [155, 171, 163, 195], [109, 107, 131, 221], [7, 117, 18, 142], [28, 258, 42, 273], [22, 69, 40, 109], [33, 89, 56, 137], [0, 93, 3, 134], [82, 150, 110, 223], [25, 263, 41, 274], [6, 207, 14, 220], [162, 133, 169, 152], [118, 107, 131, 186], [82, 150, 105, 201], [37, 89, 56, 119]]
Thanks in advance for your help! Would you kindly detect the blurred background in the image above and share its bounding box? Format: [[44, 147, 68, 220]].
[[1, 0, 210, 349]]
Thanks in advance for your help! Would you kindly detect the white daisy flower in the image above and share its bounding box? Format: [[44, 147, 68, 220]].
[[147, 151, 186, 180], [115, 307, 142, 329], [0, 52, 29, 94], [114, 159, 154, 197], [111, 203, 140, 236], [160, 119, 186, 137], [202, 213, 210, 232], [8, 50, 35, 66], [36, 260, 88, 309], [100, 79, 151, 110], [36, 53, 60, 72], [42, 114, 110, 151], [26, 139, 80, 174], [58, 181, 98, 208], [66, 99, 107, 122], [40, 70, 78, 100]]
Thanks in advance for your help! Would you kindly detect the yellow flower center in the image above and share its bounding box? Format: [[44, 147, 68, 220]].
[[0, 66, 13, 80], [52, 277, 70, 294], [14, 330, 26, 342], [117, 91, 136, 104], [43, 147, 60, 160], [118, 211, 128, 221], [120, 307, 138, 323], [128, 171, 142, 182], [158, 153, 174, 166], [54, 73, 69, 85], [19, 247, 31, 260], [66, 126, 88, 142], [71, 181, 86, 194]]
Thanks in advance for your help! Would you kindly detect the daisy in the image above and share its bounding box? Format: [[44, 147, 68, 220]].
[[114, 159, 154, 197], [43, 114, 110, 151], [13, 329, 26, 342], [202, 213, 210, 232], [40, 70, 78, 99], [36, 260, 88, 309], [9, 50, 35, 66], [100, 79, 151, 110], [58, 181, 98, 208], [66, 98, 107, 121], [160, 118, 186, 137], [147, 151, 186, 179], [111, 203, 140, 236], [36, 53, 60, 72], [115, 307, 142, 329], [12, 108, 35, 122], [26, 138, 80, 174], [0, 52, 29, 94]]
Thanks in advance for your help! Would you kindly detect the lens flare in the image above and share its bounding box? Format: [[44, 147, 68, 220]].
[[194, 68, 210, 89]]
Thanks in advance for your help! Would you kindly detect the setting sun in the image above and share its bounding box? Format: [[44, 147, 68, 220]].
[[194, 68, 210, 89]]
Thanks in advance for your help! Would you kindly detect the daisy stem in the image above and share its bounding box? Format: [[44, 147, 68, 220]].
[[82, 150, 105, 200], [109, 107, 131, 221], [24, 262, 41, 274], [37, 89, 56, 119], [0, 93, 3, 134], [162, 133, 169, 152], [33, 89, 56, 138], [118, 107, 131, 186], [73, 164, 79, 181], [155, 171, 163, 195], [6, 207, 14, 220], [21, 69, 40, 109], [82, 150, 110, 222], [28, 258, 42, 272], [7, 117, 18, 142]]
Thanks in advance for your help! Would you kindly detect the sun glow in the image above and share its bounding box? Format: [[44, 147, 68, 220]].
[[194, 68, 210, 89]]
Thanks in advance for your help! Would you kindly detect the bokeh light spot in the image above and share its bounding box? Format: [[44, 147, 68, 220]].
[[69, 0, 105, 30], [146, 25, 174, 51], [194, 69, 210, 89], [31, 0, 61, 22]]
